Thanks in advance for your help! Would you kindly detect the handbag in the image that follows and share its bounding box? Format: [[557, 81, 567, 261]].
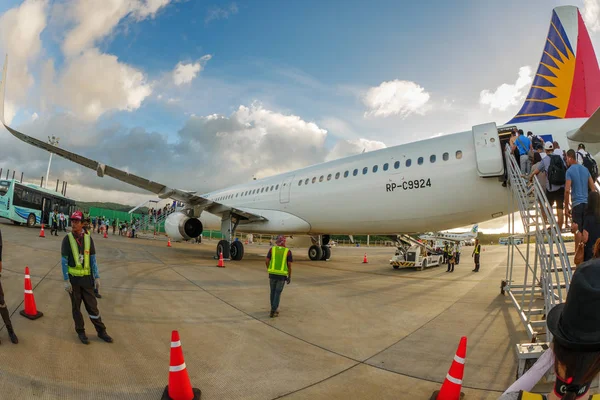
[[574, 242, 585, 265]]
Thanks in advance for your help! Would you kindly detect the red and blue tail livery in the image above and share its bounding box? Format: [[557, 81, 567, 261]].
[[509, 6, 600, 123]]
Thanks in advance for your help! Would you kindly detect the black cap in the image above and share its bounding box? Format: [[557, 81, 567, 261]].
[[547, 261, 600, 351], [579, 143, 586, 150]]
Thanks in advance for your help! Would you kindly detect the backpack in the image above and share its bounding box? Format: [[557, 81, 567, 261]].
[[547, 154, 566, 186], [531, 135, 543, 149], [581, 152, 599, 181]]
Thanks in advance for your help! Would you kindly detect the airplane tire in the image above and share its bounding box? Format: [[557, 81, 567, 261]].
[[230, 241, 244, 261], [217, 240, 230, 259], [393, 265, 399, 269], [308, 245, 323, 261], [321, 245, 331, 260]]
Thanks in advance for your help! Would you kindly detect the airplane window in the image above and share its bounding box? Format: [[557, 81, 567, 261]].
[[312, 177, 316, 183], [318, 176, 323, 182], [456, 150, 463, 159], [271, 185, 274, 191], [236, 193, 238, 198], [260, 188, 264, 193], [362, 167, 368, 175], [335, 172, 340, 179], [418, 157, 423, 165], [305, 178, 309, 185], [406, 159, 412, 167], [383, 163, 389, 171], [373, 165, 378, 173], [353, 169, 358, 176], [298, 180, 302, 186], [327, 174, 332, 181], [430, 155, 436, 163], [276, 184, 279, 190], [394, 161, 400, 169], [344, 171, 349, 178], [443, 152, 449, 161]]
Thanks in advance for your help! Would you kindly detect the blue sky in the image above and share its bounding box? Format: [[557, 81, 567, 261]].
[[0, 0, 597, 233], [0, 0, 581, 138]]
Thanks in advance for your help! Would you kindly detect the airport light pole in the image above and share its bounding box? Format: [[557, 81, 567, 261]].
[[45, 135, 59, 189]]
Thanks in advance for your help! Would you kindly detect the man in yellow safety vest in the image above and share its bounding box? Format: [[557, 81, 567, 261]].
[[265, 235, 292, 318], [472, 239, 481, 272], [61, 211, 113, 345]]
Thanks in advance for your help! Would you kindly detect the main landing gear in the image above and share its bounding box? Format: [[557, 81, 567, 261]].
[[215, 213, 245, 261], [308, 235, 331, 261]]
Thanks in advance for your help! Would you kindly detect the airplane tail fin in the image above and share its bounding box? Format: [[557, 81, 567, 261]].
[[471, 224, 478, 234], [508, 6, 600, 123]]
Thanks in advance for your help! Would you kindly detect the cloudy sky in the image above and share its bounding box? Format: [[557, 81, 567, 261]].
[[0, 0, 598, 233]]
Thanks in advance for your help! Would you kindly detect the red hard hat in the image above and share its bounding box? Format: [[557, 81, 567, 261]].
[[70, 211, 83, 221]]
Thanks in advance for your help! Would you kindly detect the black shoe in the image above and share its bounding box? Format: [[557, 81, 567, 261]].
[[78, 333, 90, 344], [7, 328, 18, 344], [269, 311, 274, 318], [98, 332, 113, 343], [94, 291, 102, 299]]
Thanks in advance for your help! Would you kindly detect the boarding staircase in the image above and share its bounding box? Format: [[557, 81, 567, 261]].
[[502, 145, 573, 377]]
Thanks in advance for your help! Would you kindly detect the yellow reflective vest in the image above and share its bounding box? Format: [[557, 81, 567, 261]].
[[268, 246, 289, 276], [67, 233, 91, 277]]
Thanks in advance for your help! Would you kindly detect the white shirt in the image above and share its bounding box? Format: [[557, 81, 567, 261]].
[[577, 149, 589, 165], [553, 148, 565, 158]]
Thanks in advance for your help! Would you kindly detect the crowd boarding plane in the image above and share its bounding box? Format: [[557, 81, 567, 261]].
[[419, 224, 478, 243], [1, 5, 600, 262]]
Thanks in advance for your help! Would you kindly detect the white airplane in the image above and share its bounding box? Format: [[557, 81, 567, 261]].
[[1, 5, 599, 262], [420, 224, 478, 243]]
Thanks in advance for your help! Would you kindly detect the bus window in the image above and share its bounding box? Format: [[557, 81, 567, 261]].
[[0, 180, 10, 196]]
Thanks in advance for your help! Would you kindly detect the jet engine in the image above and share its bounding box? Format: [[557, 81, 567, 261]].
[[164, 212, 203, 241]]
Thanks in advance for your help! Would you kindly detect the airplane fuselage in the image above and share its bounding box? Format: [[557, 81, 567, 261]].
[[200, 118, 589, 235]]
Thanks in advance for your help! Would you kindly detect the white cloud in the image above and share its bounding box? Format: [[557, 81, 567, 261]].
[[205, 3, 238, 23], [4, 100, 16, 125], [363, 80, 430, 118], [61, 0, 173, 56], [479, 66, 533, 112], [172, 55, 212, 86], [56, 49, 152, 121], [0, 0, 49, 106], [325, 138, 387, 162], [31, 112, 39, 121], [583, 0, 600, 33]]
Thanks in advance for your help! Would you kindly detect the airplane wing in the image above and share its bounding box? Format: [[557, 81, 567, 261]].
[[567, 106, 600, 143], [0, 56, 264, 223]]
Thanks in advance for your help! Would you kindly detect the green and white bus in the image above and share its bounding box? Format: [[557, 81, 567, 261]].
[[0, 179, 76, 227]]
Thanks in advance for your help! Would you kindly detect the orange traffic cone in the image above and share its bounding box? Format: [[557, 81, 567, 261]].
[[430, 336, 467, 400], [167, 238, 172, 247], [161, 330, 201, 400], [103, 230, 108, 238], [362, 253, 368, 263], [19, 267, 43, 320], [39, 224, 45, 238], [217, 251, 225, 268]]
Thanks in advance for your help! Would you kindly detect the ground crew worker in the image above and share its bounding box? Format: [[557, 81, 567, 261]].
[[472, 239, 481, 272], [446, 243, 456, 272], [61, 211, 112, 344], [50, 209, 59, 236], [265, 235, 292, 318], [0, 227, 18, 344], [455, 242, 461, 264], [443, 242, 449, 264]]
